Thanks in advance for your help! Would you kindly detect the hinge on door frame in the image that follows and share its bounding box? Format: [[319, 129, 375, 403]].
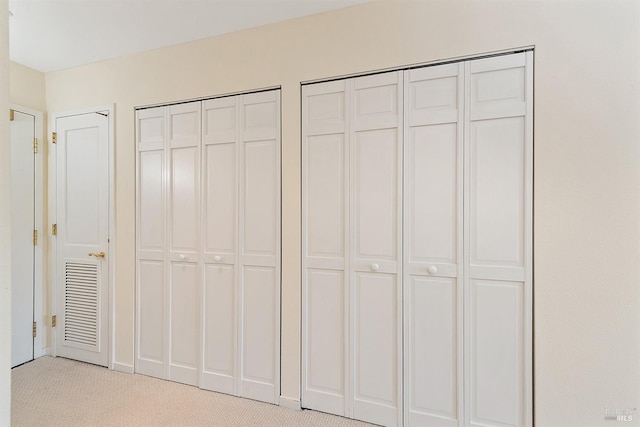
[[52, 224, 57, 235], [34, 137, 39, 153], [33, 230, 38, 246], [9, 109, 14, 121], [52, 315, 57, 328], [51, 132, 57, 144], [32, 322, 37, 338]]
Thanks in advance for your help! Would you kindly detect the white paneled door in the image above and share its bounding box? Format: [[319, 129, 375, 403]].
[[55, 112, 110, 367], [10, 110, 35, 367], [464, 53, 533, 427], [136, 101, 202, 386], [303, 51, 532, 427], [136, 90, 281, 405], [403, 62, 464, 427], [303, 71, 403, 427]]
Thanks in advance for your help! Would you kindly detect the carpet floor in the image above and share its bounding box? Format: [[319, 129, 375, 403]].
[[11, 356, 375, 427]]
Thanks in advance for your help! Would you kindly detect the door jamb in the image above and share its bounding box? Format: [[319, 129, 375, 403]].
[[48, 104, 116, 369]]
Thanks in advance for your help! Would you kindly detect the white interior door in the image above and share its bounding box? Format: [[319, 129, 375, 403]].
[[238, 90, 281, 404], [201, 95, 239, 395], [464, 52, 533, 427], [351, 71, 403, 427], [403, 63, 464, 426], [55, 112, 110, 367], [302, 79, 350, 416], [10, 110, 35, 367], [135, 102, 201, 386], [136, 106, 166, 379], [167, 102, 201, 386]]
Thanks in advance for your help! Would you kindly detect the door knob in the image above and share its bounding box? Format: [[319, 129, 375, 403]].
[[88, 251, 105, 258], [179, 254, 186, 260], [214, 256, 222, 262], [427, 265, 438, 274], [370, 263, 380, 271]]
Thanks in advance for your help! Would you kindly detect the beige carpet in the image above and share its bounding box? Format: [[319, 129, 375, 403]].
[[12, 357, 375, 427]]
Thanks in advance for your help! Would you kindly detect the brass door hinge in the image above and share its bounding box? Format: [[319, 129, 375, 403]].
[[33, 230, 38, 246], [52, 315, 57, 328], [32, 322, 37, 338], [9, 109, 14, 121], [51, 132, 57, 144], [34, 138, 39, 153], [52, 224, 57, 235]]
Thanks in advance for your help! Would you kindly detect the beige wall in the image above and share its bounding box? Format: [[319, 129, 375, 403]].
[[0, 0, 12, 423], [38, 0, 640, 425], [10, 61, 46, 112]]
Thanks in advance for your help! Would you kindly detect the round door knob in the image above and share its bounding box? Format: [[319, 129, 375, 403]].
[[428, 265, 438, 274], [371, 263, 380, 271], [179, 254, 186, 260], [214, 256, 222, 262]]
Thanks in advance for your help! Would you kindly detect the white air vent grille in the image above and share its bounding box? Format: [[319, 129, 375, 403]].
[[64, 262, 99, 348]]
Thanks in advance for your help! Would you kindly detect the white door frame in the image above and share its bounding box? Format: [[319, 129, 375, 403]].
[[48, 104, 116, 369], [10, 104, 45, 361]]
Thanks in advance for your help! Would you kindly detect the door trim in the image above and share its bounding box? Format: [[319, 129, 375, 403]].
[[10, 104, 45, 361], [48, 104, 116, 369]]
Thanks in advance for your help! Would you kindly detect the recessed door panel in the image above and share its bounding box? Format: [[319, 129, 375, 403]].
[[354, 129, 398, 262], [170, 147, 199, 253], [138, 150, 164, 252], [170, 261, 199, 385], [204, 142, 236, 255], [408, 124, 457, 263], [354, 272, 398, 427], [306, 134, 345, 260], [137, 259, 165, 377], [202, 264, 236, 393], [470, 117, 525, 268], [243, 140, 277, 259], [408, 277, 457, 421], [306, 269, 345, 402], [470, 280, 523, 427], [241, 266, 277, 403]]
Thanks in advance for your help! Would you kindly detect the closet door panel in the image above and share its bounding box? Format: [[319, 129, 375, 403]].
[[353, 128, 398, 269], [137, 260, 165, 378], [353, 272, 398, 427], [240, 265, 277, 402], [239, 91, 280, 404], [169, 262, 199, 385], [404, 63, 463, 426], [302, 81, 349, 416], [167, 102, 200, 385], [203, 142, 236, 257], [470, 280, 523, 427], [242, 139, 277, 264], [136, 107, 166, 379], [202, 263, 236, 394], [306, 134, 345, 267], [305, 269, 345, 413], [470, 117, 525, 273], [408, 276, 458, 425], [170, 146, 199, 254], [201, 97, 238, 394], [351, 72, 402, 427], [465, 52, 532, 427]]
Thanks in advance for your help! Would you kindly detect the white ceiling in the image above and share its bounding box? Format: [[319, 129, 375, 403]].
[[9, 0, 370, 73]]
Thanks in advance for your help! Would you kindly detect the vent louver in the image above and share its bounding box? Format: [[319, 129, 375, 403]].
[[64, 262, 99, 348]]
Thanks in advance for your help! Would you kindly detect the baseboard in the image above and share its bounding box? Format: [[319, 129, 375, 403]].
[[279, 396, 301, 411], [113, 362, 134, 374]]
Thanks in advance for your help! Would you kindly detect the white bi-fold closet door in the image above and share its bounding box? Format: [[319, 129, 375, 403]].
[[136, 90, 281, 405], [302, 52, 532, 427]]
